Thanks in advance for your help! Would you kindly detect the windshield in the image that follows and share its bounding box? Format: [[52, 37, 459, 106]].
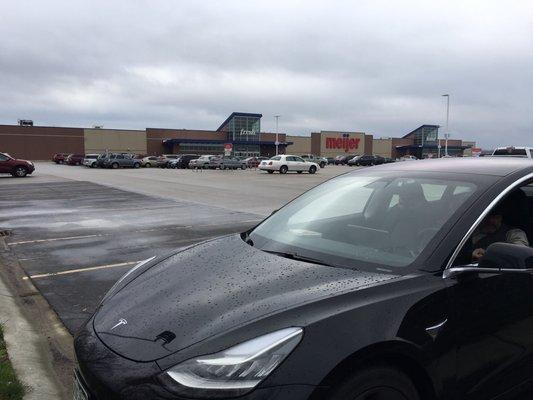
[[249, 172, 478, 272], [493, 148, 528, 156]]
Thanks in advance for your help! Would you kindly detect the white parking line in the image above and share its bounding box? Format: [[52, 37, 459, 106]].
[[20, 233, 231, 280], [9, 234, 102, 245], [22, 261, 141, 280]]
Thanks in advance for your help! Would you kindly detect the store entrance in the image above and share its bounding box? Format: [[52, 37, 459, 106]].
[[234, 150, 260, 158]]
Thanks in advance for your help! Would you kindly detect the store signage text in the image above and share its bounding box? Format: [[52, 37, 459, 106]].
[[240, 129, 257, 136], [326, 137, 361, 152]]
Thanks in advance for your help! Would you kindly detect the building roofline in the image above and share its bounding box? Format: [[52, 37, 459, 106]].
[[216, 112, 263, 132], [402, 124, 440, 138]]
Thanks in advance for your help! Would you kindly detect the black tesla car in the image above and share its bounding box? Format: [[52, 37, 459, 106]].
[[74, 158, 533, 400]]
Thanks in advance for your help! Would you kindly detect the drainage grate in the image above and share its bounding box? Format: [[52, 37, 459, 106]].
[[0, 230, 11, 237]]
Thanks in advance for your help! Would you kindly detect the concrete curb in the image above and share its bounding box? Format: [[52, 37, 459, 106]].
[[0, 239, 72, 400]]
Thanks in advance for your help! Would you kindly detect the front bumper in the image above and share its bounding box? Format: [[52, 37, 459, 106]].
[[75, 319, 317, 400]]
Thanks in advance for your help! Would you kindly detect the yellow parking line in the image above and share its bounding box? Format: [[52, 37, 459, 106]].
[[23, 261, 141, 280]]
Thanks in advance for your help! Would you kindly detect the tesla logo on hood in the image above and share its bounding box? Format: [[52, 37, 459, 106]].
[[110, 318, 127, 330]]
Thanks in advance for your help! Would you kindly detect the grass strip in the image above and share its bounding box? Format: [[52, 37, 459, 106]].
[[0, 324, 25, 400]]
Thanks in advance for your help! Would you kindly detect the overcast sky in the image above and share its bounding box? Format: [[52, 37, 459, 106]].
[[1, 1, 532, 148]]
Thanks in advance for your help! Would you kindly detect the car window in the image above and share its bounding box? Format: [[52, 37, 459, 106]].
[[0, 154, 8, 161], [294, 157, 305, 162], [271, 156, 281, 161], [251, 173, 479, 271], [421, 183, 447, 202], [493, 148, 528, 156], [453, 182, 533, 267], [117, 155, 124, 159]]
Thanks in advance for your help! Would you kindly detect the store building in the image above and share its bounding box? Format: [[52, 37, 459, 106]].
[[156, 112, 288, 157], [0, 117, 474, 161], [394, 125, 469, 158]]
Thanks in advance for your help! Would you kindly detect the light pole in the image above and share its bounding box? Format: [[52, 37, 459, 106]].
[[274, 115, 281, 155], [442, 94, 450, 156]]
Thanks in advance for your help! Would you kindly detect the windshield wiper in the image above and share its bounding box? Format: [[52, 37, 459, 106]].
[[262, 250, 349, 269]]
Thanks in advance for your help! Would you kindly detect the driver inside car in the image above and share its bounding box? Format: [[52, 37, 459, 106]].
[[471, 203, 529, 261]]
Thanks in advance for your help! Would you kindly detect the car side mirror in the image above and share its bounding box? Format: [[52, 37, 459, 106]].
[[479, 242, 533, 270], [444, 242, 533, 278]]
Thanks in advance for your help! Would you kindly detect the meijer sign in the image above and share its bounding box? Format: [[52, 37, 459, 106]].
[[326, 137, 361, 152]]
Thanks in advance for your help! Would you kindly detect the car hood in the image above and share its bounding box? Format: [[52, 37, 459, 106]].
[[93, 235, 398, 362]]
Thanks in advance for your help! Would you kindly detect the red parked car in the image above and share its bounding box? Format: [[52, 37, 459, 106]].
[[0, 152, 35, 177], [66, 154, 85, 165], [52, 153, 69, 164], [244, 156, 268, 168]]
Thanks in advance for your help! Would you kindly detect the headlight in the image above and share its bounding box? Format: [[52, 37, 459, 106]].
[[161, 327, 303, 398]]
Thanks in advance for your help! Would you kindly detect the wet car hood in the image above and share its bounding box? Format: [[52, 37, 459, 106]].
[[94, 235, 398, 362]]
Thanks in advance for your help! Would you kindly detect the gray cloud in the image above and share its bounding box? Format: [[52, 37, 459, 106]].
[[1, 0, 532, 148]]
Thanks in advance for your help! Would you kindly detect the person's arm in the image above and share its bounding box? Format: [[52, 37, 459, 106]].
[[506, 228, 529, 247]]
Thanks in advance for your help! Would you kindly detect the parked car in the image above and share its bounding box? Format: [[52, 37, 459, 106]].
[[383, 157, 395, 163], [259, 155, 319, 174], [300, 154, 328, 168], [102, 153, 141, 169], [52, 153, 69, 164], [399, 155, 418, 161], [82, 154, 100, 168], [348, 155, 385, 166], [210, 156, 247, 170], [141, 156, 159, 167], [244, 156, 269, 168], [168, 154, 199, 169], [189, 155, 217, 169], [333, 155, 345, 165], [96, 153, 110, 168], [326, 157, 335, 165], [335, 154, 358, 165], [156, 154, 180, 168], [492, 146, 533, 158], [0, 152, 35, 177], [66, 154, 85, 165], [74, 158, 533, 400]]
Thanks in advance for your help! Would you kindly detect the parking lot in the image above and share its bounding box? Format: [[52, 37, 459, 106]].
[[0, 162, 348, 333]]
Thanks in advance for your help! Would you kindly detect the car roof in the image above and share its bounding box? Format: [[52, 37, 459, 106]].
[[353, 157, 533, 176], [494, 146, 532, 150]]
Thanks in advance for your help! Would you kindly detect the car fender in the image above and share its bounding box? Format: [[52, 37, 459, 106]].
[[157, 273, 451, 398]]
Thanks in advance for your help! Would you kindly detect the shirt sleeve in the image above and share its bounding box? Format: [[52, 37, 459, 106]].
[[506, 229, 530, 247]]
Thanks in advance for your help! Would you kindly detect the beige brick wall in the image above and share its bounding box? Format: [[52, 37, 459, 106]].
[[286, 135, 311, 155], [84, 129, 147, 154], [373, 138, 393, 157]]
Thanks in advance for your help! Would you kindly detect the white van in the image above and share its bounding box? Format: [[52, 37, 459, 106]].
[[492, 147, 533, 158]]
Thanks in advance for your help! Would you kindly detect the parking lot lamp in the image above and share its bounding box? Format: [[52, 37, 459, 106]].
[[442, 94, 450, 156], [275, 115, 281, 155]]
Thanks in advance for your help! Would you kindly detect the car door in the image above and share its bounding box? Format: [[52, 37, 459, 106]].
[[294, 156, 308, 171], [115, 154, 125, 166], [284, 156, 297, 171], [445, 183, 533, 399]]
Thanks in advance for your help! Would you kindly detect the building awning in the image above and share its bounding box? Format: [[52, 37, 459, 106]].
[[162, 138, 288, 146], [395, 144, 468, 150]]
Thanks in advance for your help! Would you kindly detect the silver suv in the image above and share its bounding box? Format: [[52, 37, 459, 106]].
[[102, 153, 141, 169], [300, 154, 328, 168]]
